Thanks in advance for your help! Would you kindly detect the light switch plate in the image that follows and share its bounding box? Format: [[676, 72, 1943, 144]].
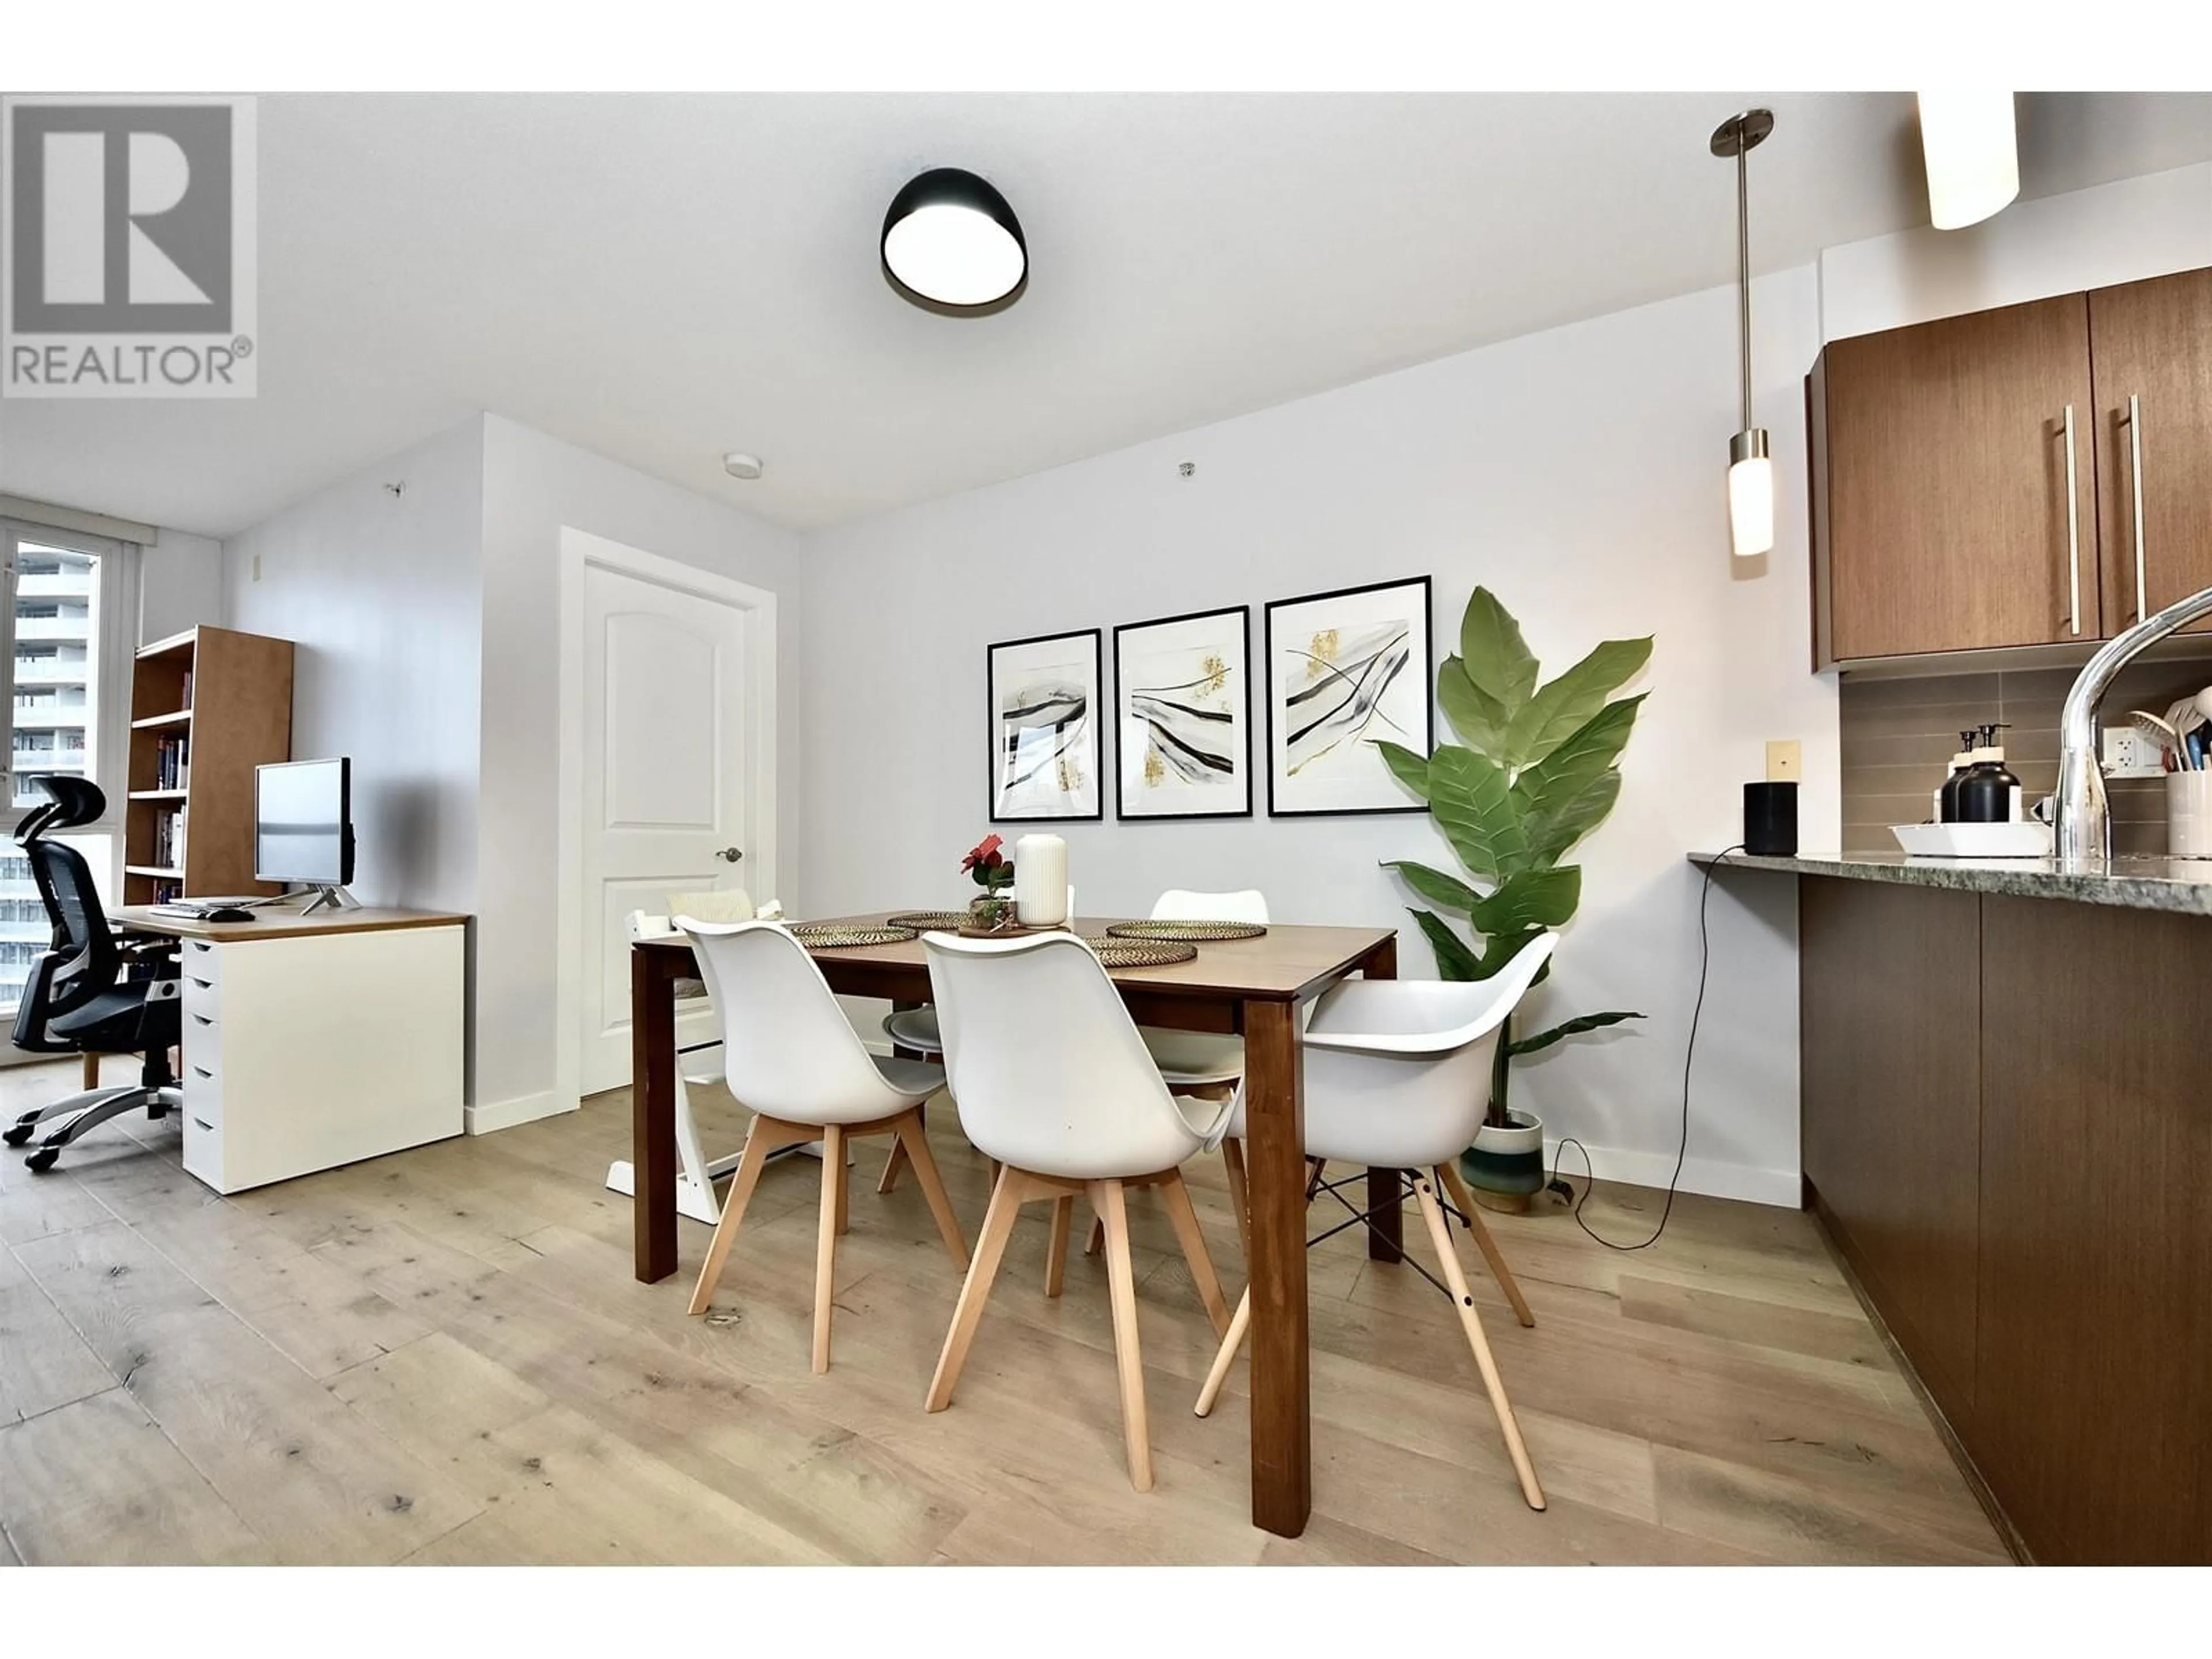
[[1765, 739, 1802, 783]]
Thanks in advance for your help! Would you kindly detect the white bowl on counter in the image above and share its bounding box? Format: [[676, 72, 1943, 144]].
[[1891, 821, 2054, 859]]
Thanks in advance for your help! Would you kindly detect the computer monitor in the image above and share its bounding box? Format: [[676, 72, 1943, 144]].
[[255, 758, 354, 910]]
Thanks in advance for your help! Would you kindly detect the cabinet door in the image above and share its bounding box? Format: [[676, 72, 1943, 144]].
[[1978, 897, 2212, 1565], [1821, 295, 2097, 660], [2092, 267, 2212, 635]]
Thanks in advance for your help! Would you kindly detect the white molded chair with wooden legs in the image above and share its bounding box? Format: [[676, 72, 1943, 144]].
[[1193, 933, 1558, 1512], [680, 919, 969, 1374], [921, 930, 1236, 1493]]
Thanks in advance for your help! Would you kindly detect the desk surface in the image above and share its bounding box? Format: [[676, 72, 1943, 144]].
[[113, 904, 471, 942], [634, 911, 1396, 1002]]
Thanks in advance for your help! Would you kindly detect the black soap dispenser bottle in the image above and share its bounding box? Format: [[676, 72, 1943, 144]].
[[1955, 724, 2022, 824], [1938, 730, 1978, 823]]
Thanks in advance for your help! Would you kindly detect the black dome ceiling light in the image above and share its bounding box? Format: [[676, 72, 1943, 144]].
[[880, 168, 1027, 316]]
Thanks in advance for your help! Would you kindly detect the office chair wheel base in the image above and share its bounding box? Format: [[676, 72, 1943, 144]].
[[24, 1146, 60, 1173], [2, 1123, 32, 1147]]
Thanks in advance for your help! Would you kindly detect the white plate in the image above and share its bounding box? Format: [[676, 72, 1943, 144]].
[[1891, 822, 2054, 858]]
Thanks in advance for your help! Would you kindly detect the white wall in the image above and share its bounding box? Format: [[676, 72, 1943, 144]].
[[804, 268, 1834, 1206], [140, 528, 224, 643], [474, 414, 808, 1125], [1820, 161, 2212, 340], [221, 417, 484, 923]]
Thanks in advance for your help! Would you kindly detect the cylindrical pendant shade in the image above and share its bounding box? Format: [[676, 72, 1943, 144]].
[[1728, 429, 1774, 559], [1918, 92, 2020, 230]]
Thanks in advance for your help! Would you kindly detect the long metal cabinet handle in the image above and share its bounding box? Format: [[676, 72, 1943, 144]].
[[2124, 393, 2146, 621], [2062, 404, 2081, 637]]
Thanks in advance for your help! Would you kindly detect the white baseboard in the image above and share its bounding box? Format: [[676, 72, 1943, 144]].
[[466, 1089, 571, 1136], [1543, 1136, 1800, 1210]]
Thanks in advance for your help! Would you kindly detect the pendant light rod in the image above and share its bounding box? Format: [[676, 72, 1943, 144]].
[[1710, 108, 1772, 433]]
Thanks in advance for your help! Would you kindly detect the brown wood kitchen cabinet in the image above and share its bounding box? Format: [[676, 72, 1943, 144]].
[[1810, 263, 2212, 669], [2092, 267, 2212, 636]]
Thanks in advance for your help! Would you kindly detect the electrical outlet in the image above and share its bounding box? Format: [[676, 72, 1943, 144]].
[[2102, 724, 2166, 779], [1765, 739, 1802, 783]]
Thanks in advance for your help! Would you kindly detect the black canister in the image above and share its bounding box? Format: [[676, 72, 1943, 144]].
[[1954, 723, 2021, 824], [1938, 729, 1978, 824]]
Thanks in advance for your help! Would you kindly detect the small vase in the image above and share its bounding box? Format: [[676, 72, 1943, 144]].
[[968, 893, 1017, 933]]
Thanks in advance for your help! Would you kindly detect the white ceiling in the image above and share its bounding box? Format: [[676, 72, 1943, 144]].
[[5, 91, 2210, 537]]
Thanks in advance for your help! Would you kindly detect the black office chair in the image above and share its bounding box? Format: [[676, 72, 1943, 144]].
[[3, 775, 182, 1172]]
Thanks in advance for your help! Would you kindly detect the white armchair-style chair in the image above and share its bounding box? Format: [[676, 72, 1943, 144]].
[[921, 931, 1234, 1493], [681, 919, 969, 1374], [1193, 933, 1558, 1512]]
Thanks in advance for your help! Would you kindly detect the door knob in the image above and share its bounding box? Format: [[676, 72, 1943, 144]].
[[715, 847, 744, 862]]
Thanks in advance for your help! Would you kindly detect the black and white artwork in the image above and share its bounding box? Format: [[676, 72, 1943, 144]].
[[1112, 605, 1252, 821], [988, 628, 1104, 822], [1264, 576, 1433, 816]]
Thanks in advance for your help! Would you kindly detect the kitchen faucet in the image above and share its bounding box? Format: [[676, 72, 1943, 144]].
[[2055, 581, 2212, 866]]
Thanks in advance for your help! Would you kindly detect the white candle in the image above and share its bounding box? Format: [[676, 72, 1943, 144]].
[[1014, 834, 1069, 927]]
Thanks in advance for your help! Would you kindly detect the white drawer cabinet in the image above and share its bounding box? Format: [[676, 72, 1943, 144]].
[[173, 920, 465, 1195]]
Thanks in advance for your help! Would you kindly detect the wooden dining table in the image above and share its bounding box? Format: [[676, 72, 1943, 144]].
[[628, 912, 1399, 1538]]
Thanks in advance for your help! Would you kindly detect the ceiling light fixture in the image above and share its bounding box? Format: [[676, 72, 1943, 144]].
[[722, 452, 763, 480], [1917, 92, 2020, 230], [1711, 108, 1775, 562], [881, 168, 1027, 315]]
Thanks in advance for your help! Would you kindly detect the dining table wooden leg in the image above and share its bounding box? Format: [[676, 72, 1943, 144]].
[[1242, 995, 1310, 1538], [632, 945, 680, 1283], [1361, 935, 1404, 1264]]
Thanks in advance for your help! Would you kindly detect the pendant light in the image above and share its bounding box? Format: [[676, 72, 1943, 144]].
[[881, 168, 1027, 315], [1711, 108, 1774, 561], [1918, 92, 2020, 230]]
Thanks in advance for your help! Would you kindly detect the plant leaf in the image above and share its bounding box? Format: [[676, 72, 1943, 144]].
[[1507, 1010, 1645, 1058], [1511, 695, 1645, 835], [1522, 768, 1622, 868], [1502, 637, 1653, 769], [1437, 657, 1509, 752], [1473, 925, 1547, 982], [1457, 588, 1539, 714], [1426, 747, 1529, 880], [1381, 860, 1483, 914], [1408, 909, 1480, 981], [1468, 866, 1581, 938], [1371, 739, 1432, 802]]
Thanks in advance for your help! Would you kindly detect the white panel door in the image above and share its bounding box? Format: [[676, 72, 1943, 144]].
[[579, 562, 754, 1094]]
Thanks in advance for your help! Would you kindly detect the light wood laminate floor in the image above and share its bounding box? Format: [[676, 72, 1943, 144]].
[[0, 1060, 2008, 1566]]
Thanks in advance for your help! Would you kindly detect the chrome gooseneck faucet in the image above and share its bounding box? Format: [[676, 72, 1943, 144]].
[[2055, 581, 2212, 866]]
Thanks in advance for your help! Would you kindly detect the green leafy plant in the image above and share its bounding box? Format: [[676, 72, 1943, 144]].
[[1375, 588, 1648, 1130]]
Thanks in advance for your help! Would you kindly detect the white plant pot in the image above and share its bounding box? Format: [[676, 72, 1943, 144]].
[[1461, 1109, 1546, 1197]]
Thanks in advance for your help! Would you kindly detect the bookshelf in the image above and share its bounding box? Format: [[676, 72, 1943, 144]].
[[124, 626, 296, 906]]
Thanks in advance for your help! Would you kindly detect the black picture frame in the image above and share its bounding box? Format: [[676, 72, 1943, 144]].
[[1263, 574, 1434, 818], [986, 627, 1105, 823], [1110, 603, 1254, 823]]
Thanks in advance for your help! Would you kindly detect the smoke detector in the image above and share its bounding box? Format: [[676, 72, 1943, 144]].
[[722, 452, 764, 481]]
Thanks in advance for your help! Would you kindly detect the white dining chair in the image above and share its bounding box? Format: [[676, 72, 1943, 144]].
[[1192, 933, 1557, 1512], [681, 919, 969, 1374], [921, 930, 1235, 1493], [877, 884, 1073, 1196]]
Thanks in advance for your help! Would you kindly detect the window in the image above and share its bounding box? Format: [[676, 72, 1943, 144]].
[[0, 524, 136, 1021]]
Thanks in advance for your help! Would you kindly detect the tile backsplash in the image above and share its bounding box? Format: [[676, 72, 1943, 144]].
[[1839, 655, 2212, 857]]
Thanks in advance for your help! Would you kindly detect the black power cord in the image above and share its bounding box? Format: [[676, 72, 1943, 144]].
[[1544, 843, 1742, 1253]]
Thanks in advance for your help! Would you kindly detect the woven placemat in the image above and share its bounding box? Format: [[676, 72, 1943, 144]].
[[885, 910, 971, 931], [1080, 935, 1198, 968], [1105, 919, 1267, 943], [787, 922, 919, 948]]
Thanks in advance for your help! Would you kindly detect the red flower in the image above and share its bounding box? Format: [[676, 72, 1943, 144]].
[[961, 834, 1005, 874]]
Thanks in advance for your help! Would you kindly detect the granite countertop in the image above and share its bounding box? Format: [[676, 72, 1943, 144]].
[[1688, 849, 2212, 916]]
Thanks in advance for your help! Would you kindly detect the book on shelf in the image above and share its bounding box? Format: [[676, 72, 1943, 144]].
[[150, 805, 188, 871], [151, 731, 191, 790]]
